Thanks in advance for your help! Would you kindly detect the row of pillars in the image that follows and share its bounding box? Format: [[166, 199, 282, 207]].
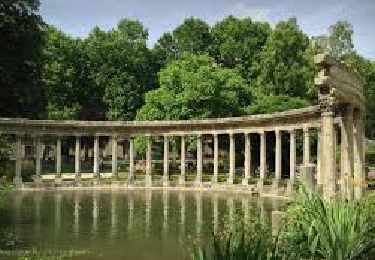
[[13, 126, 315, 187]]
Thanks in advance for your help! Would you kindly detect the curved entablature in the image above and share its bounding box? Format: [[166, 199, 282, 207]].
[[0, 106, 321, 136], [314, 53, 365, 112]]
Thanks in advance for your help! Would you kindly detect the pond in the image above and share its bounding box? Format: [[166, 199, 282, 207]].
[[0, 190, 285, 259]]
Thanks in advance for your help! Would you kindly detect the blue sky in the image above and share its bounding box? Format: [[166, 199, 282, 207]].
[[40, 0, 375, 60]]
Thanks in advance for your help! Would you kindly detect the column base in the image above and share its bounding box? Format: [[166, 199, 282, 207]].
[[211, 176, 218, 186], [54, 176, 62, 186], [272, 179, 281, 195], [227, 177, 234, 185], [242, 177, 249, 186], [33, 176, 42, 187], [178, 175, 185, 187], [145, 174, 152, 187], [127, 175, 134, 186], [257, 179, 264, 194], [194, 176, 203, 188], [162, 175, 169, 187], [13, 177, 22, 189], [286, 179, 296, 196], [93, 175, 100, 186]]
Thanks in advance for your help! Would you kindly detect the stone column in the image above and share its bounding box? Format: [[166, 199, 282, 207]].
[[353, 109, 365, 199], [341, 105, 354, 199], [212, 133, 219, 184], [303, 126, 310, 165], [289, 130, 296, 181], [128, 136, 135, 184], [35, 135, 42, 185], [111, 135, 118, 179], [75, 136, 81, 180], [321, 109, 337, 199], [56, 136, 62, 179], [163, 135, 169, 187], [93, 135, 100, 181], [316, 128, 322, 187], [228, 132, 235, 184], [145, 135, 152, 187], [14, 135, 22, 188], [274, 129, 282, 189], [195, 134, 203, 187], [259, 131, 266, 181], [242, 133, 251, 185], [179, 135, 186, 186]]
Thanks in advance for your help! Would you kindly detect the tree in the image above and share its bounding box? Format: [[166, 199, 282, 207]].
[[136, 53, 252, 121], [85, 19, 157, 120], [0, 0, 45, 118], [210, 15, 271, 80], [254, 18, 314, 99], [153, 17, 212, 69], [312, 20, 354, 59], [42, 26, 86, 120]]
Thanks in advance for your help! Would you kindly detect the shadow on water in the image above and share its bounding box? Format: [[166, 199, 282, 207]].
[[0, 190, 286, 259]]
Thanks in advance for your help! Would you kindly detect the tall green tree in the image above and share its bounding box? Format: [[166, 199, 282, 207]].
[[0, 0, 45, 118], [312, 20, 354, 59], [210, 15, 271, 80], [42, 26, 87, 119], [153, 17, 212, 69], [136, 53, 252, 121], [85, 19, 157, 120], [254, 18, 314, 99]]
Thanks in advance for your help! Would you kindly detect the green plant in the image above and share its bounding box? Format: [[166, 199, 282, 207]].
[[281, 188, 375, 260]]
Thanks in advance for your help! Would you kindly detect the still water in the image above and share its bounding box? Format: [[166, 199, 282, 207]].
[[0, 190, 285, 259]]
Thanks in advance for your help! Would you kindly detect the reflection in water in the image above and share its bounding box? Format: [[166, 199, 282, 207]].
[[92, 192, 99, 235], [74, 192, 80, 237], [145, 191, 152, 237], [5, 191, 285, 259], [212, 194, 218, 234]]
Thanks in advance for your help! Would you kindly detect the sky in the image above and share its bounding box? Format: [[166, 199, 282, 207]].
[[40, 0, 375, 60]]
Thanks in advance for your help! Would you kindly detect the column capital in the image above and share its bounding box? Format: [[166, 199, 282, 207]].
[[258, 130, 265, 135], [288, 129, 296, 135]]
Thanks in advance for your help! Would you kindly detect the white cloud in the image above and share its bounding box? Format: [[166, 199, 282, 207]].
[[224, 2, 271, 21]]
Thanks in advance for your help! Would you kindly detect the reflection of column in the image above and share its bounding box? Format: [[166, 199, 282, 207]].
[[14, 135, 22, 187], [110, 192, 117, 238], [56, 136, 62, 178], [128, 137, 135, 184], [259, 131, 266, 180], [163, 190, 169, 238], [353, 109, 365, 199], [242, 133, 251, 185], [73, 192, 80, 237], [55, 193, 62, 234], [196, 192, 202, 237], [127, 195, 134, 234], [92, 192, 99, 235], [163, 135, 169, 186], [145, 191, 152, 237], [34, 194, 42, 239], [212, 134, 219, 184], [228, 197, 234, 226], [178, 192, 185, 235], [93, 135, 100, 179], [145, 136, 152, 187], [179, 135, 186, 186], [212, 194, 218, 235], [75, 136, 81, 180], [228, 133, 235, 184], [303, 126, 310, 165], [111, 135, 118, 179], [242, 197, 249, 224], [195, 134, 203, 187]]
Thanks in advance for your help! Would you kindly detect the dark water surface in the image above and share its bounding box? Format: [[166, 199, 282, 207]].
[[0, 190, 285, 259]]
